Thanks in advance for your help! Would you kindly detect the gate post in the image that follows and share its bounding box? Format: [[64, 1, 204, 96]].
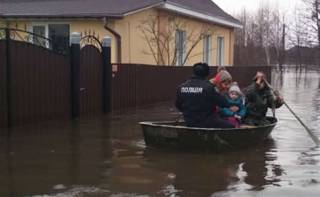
[[70, 32, 81, 119], [102, 36, 112, 113], [5, 28, 12, 127]]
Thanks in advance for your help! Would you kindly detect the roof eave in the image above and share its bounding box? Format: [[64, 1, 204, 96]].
[[158, 2, 242, 29], [122, 1, 165, 16], [0, 14, 123, 19]]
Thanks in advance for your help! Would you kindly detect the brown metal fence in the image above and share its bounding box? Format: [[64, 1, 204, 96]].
[[112, 64, 271, 110], [10, 41, 71, 125], [0, 29, 272, 127], [0, 40, 7, 128]]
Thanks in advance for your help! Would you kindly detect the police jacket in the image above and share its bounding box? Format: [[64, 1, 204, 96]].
[[175, 76, 230, 127]]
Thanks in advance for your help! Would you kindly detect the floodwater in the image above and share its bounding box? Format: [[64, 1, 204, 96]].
[[1, 68, 320, 197]]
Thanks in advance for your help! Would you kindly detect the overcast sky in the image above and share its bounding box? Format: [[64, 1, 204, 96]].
[[213, 0, 303, 19]]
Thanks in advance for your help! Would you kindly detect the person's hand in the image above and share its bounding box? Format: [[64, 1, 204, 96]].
[[277, 95, 284, 104], [273, 90, 284, 104], [234, 115, 242, 120], [230, 106, 239, 113]]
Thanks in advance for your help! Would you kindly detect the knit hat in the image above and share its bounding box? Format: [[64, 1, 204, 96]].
[[211, 70, 232, 84], [229, 82, 242, 95], [193, 62, 209, 78]]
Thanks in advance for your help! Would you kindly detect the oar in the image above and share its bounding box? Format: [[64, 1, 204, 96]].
[[263, 79, 320, 146]]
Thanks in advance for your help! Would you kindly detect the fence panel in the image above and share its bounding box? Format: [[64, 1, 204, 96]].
[[80, 45, 103, 115], [10, 41, 70, 125], [0, 40, 7, 128], [112, 64, 271, 110]]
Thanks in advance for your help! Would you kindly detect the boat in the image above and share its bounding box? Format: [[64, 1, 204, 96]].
[[140, 117, 277, 151]]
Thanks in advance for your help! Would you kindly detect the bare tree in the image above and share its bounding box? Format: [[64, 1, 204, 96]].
[[302, 0, 320, 65], [234, 5, 285, 66], [138, 14, 213, 66]]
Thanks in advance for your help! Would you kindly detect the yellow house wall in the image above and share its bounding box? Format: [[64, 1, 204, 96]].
[[123, 9, 235, 66], [155, 11, 235, 66], [2, 8, 236, 66], [114, 9, 158, 65], [0, 20, 5, 28]]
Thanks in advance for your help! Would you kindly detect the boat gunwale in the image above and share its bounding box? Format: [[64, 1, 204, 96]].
[[140, 117, 277, 132]]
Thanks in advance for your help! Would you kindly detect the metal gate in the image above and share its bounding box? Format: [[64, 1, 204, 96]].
[[79, 34, 104, 116]]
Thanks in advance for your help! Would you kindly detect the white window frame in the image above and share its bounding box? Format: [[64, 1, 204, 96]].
[[217, 36, 225, 66], [175, 29, 186, 66], [28, 22, 70, 48], [28, 23, 50, 48], [203, 35, 212, 65]]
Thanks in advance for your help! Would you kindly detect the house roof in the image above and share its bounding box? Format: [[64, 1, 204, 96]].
[[0, 0, 241, 28]]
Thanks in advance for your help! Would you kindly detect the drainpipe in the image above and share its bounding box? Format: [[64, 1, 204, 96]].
[[103, 17, 121, 63]]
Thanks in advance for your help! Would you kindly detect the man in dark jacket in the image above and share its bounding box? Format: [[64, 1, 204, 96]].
[[175, 63, 234, 128], [244, 71, 284, 126]]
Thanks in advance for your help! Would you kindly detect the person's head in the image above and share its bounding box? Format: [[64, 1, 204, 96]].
[[193, 62, 210, 79], [211, 70, 233, 93], [217, 66, 227, 72], [228, 82, 242, 100], [253, 71, 266, 90]]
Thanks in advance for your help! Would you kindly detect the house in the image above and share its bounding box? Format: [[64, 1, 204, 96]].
[[0, 0, 242, 66]]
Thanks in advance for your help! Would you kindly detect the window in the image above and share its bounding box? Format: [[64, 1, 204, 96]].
[[30, 23, 70, 54], [32, 25, 46, 47], [48, 24, 70, 54], [203, 35, 212, 65], [175, 30, 186, 66], [217, 36, 225, 66]]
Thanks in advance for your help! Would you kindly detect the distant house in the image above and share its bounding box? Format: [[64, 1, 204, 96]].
[[0, 0, 242, 66]]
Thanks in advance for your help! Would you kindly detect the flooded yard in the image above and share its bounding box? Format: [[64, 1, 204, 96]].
[[1, 68, 320, 197]]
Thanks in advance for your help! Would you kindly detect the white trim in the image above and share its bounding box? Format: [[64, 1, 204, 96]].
[[123, 2, 164, 16], [159, 3, 242, 29]]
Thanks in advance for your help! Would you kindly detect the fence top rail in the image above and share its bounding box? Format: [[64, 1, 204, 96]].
[[113, 63, 273, 68], [0, 27, 52, 42], [0, 27, 70, 55]]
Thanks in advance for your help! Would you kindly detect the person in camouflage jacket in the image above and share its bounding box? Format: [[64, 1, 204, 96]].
[[243, 72, 284, 126]]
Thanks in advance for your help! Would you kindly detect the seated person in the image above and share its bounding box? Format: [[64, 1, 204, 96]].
[[243, 71, 284, 126], [175, 63, 234, 128], [210, 69, 233, 95], [219, 82, 246, 128]]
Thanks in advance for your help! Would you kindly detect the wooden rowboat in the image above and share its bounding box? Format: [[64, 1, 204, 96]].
[[140, 117, 277, 151]]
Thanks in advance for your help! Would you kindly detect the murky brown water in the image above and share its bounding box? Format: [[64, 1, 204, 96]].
[[1, 68, 320, 197]]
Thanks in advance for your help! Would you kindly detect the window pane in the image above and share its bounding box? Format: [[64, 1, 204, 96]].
[[175, 30, 186, 66], [32, 25, 46, 47], [203, 35, 211, 64], [48, 24, 70, 54], [217, 37, 224, 66]]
